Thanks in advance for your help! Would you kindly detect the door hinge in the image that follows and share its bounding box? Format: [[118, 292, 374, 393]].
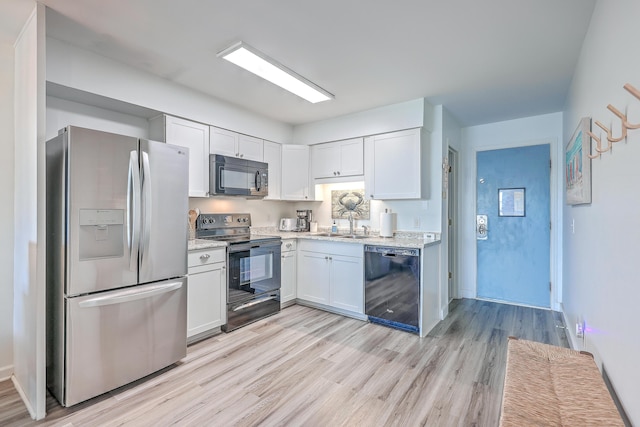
[[449, 272, 453, 279], [549, 282, 552, 292], [448, 218, 452, 226], [550, 159, 552, 169]]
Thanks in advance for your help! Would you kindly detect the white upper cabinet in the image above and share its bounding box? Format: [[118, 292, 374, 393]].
[[281, 145, 313, 200], [263, 140, 282, 200], [364, 128, 425, 200], [311, 138, 364, 179], [210, 126, 264, 162], [150, 115, 210, 198]]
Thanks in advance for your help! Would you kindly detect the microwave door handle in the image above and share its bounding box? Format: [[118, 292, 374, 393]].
[[127, 150, 141, 272], [255, 170, 261, 191]]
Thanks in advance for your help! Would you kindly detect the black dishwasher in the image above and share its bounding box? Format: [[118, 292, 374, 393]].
[[364, 245, 420, 333]]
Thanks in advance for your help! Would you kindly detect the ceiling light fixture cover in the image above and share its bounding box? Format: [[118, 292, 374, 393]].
[[218, 41, 334, 104]]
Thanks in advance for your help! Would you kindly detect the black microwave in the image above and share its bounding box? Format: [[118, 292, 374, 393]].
[[209, 154, 268, 198]]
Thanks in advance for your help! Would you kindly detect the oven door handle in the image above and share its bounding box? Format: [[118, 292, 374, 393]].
[[232, 294, 278, 312]]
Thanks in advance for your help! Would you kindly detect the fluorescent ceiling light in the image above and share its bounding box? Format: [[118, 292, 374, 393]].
[[218, 41, 334, 104]]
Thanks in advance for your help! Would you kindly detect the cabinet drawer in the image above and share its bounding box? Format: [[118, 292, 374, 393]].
[[188, 248, 226, 268], [281, 239, 297, 252]]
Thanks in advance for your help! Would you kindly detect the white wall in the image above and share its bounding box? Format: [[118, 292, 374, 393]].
[[13, 4, 46, 419], [293, 98, 428, 145], [460, 113, 564, 310], [45, 37, 292, 144], [562, 0, 640, 422], [0, 40, 15, 382], [46, 96, 150, 140]]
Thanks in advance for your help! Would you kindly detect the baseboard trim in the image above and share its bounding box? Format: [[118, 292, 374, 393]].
[[12, 375, 36, 420], [0, 364, 13, 382], [458, 289, 475, 299], [560, 303, 579, 350]]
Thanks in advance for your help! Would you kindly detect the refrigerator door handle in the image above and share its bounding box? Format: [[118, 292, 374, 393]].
[[140, 150, 152, 268], [127, 150, 141, 271], [78, 281, 183, 308]]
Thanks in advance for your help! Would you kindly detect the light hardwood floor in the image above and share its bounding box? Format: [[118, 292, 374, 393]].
[[0, 299, 569, 426]]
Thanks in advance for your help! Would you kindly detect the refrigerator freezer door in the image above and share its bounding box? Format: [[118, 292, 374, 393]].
[[62, 277, 187, 407], [139, 139, 189, 284], [66, 127, 139, 296]]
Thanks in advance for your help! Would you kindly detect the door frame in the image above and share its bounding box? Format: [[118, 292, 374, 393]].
[[469, 138, 561, 310], [448, 147, 458, 301]]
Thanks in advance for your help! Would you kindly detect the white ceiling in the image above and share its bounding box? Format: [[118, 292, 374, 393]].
[[5, 0, 596, 127]]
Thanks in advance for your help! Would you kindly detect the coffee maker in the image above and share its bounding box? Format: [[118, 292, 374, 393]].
[[296, 209, 312, 232]]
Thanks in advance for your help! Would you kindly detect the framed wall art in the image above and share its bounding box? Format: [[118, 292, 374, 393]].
[[499, 188, 525, 217], [565, 117, 592, 205]]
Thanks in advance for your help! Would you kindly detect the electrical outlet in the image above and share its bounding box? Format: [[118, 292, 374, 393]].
[[571, 218, 575, 234], [413, 217, 421, 228], [575, 321, 584, 338]]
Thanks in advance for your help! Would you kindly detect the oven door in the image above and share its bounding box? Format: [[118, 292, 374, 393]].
[[227, 240, 281, 304]]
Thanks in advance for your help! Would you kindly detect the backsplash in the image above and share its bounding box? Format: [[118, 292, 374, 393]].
[[188, 181, 443, 234]]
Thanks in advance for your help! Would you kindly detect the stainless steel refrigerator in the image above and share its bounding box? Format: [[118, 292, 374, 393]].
[[46, 126, 189, 407]]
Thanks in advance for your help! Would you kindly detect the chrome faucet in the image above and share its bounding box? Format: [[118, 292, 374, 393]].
[[348, 212, 354, 235], [362, 225, 370, 236]]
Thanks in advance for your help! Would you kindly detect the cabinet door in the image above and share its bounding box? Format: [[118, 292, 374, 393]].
[[339, 138, 364, 177], [187, 262, 226, 338], [165, 116, 210, 197], [365, 128, 422, 200], [238, 134, 264, 161], [281, 250, 296, 304], [330, 255, 364, 313], [263, 141, 281, 200], [297, 251, 330, 304], [210, 126, 238, 157], [281, 145, 312, 200], [311, 143, 340, 178]]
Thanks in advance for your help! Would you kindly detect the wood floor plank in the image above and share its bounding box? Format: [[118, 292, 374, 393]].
[[0, 298, 568, 427]]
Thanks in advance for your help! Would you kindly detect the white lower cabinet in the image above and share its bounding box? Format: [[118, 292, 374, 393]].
[[281, 239, 297, 305], [297, 240, 364, 315], [187, 248, 226, 341]]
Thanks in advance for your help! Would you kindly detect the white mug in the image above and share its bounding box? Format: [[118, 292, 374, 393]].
[[309, 221, 318, 233]]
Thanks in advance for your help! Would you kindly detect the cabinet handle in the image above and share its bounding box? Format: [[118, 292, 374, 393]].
[[337, 171, 340, 176], [282, 255, 285, 259], [333, 171, 337, 176], [370, 194, 374, 199], [286, 243, 292, 248], [240, 153, 244, 158], [200, 254, 210, 260]]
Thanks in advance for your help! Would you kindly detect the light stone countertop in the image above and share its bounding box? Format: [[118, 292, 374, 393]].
[[187, 239, 227, 251], [252, 228, 441, 249], [188, 230, 441, 251]]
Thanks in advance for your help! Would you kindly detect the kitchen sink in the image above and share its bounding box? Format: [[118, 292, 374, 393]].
[[339, 234, 370, 239], [312, 232, 342, 237]]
